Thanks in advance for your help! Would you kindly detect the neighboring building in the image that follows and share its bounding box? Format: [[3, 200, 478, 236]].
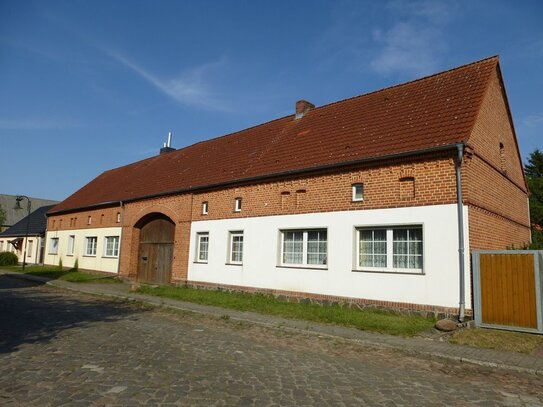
[[0, 205, 56, 265], [44, 56, 530, 318], [0, 194, 59, 232]]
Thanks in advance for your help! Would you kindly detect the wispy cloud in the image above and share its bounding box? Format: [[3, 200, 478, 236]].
[[105, 50, 232, 112], [370, 0, 456, 77], [522, 114, 543, 128], [0, 118, 80, 130]]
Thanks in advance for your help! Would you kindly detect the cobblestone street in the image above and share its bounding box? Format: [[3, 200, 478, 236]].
[[1, 275, 542, 406]]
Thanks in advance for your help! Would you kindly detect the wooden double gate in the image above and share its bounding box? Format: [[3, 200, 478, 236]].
[[473, 250, 543, 334]]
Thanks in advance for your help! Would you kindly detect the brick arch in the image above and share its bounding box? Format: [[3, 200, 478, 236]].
[[131, 204, 179, 228]]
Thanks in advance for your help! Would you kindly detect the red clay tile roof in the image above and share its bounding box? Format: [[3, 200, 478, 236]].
[[50, 56, 499, 214]]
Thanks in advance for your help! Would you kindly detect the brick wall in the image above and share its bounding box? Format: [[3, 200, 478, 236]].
[[48, 205, 122, 231], [191, 154, 458, 222], [464, 66, 530, 249]]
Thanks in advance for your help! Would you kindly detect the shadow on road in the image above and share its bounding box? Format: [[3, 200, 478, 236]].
[[0, 275, 142, 354]]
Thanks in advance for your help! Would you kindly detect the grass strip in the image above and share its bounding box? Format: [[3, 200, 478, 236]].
[[137, 285, 435, 337], [450, 328, 543, 354], [3, 265, 121, 283]]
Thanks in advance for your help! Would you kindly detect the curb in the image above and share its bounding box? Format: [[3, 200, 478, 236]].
[[3, 271, 542, 376]]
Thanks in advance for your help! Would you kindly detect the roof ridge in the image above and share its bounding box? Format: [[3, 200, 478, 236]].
[[312, 55, 500, 112]]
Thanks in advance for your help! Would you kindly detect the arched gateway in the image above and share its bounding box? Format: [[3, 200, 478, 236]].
[[136, 213, 175, 284]]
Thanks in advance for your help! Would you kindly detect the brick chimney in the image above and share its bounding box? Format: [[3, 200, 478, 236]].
[[295, 100, 315, 119]]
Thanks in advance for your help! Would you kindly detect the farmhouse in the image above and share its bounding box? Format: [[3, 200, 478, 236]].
[[44, 56, 530, 318]]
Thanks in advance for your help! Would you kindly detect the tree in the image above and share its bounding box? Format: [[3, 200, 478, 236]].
[[525, 149, 543, 249], [526, 149, 543, 227]]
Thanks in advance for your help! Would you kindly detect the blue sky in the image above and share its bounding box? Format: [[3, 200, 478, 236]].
[[1, 0, 542, 201]]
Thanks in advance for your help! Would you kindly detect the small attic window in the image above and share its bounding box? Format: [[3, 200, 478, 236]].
[[352, 184, 364, 202], [499, 142, 506, 173], [116, 212, 121, 223], [87, 216, 92, 225], [202, 202, 209, 215], [234, 198, 242, 212]]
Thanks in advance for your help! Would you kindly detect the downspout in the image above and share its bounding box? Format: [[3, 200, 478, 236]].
[[455, 143, 466, 322], [116, 201, 124, 275]]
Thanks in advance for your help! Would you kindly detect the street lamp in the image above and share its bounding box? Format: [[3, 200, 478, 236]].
[[14, 195, 32, 271]]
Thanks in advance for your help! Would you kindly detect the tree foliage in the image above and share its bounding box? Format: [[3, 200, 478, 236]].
[[525, 149, 543, 249], [526, 149, 543, 227]]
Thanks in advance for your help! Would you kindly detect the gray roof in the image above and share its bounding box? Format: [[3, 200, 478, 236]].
[[0, 194, 59, 228], [0, 205, 55, 238]]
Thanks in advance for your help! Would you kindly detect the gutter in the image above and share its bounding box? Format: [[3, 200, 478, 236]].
[[455, 143, 466, 322], [116, 201, 124, 275], [47, 143, 460, 216]]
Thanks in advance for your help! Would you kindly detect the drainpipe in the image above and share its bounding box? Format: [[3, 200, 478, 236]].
[[455, 143, 466, 322], [116, 201, 124, 275]]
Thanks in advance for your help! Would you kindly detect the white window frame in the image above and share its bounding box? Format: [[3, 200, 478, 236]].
[[85, 236, 97, 256], [202, 201, 209, 215], [234, 197, 242, 212], [280, 229, 327, 269], [27, 240, 33, 257], [87, 216, 92, 225], [49, 237, 59, 255], [352, 183, 364, 202], [355, 225, 423, 274], [116, 212, 121, 223], [228, 231, 244, 264], [67, 235, 75, 256], [103, 236, 120, 257], [195, 232, 209, 263]]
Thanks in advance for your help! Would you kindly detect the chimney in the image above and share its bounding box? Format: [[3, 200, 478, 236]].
[[159, 131, 176, 155], [295, 99, 315, 119]]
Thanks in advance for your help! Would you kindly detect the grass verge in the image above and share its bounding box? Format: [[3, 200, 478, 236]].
[[137, 285, 435, 337], [2, 265, 121, 283], [450, 328, 543, 353]]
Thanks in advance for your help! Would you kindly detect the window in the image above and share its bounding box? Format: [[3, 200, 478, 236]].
[[104, 236, 119, 257], [85, 236, 97, 256], [357, 226, 423, 273], [87, 216, 92, 225], [202, 202, 209, 215], [352, 183, 364, 201], [0, 241, 3, 251], [234, 197, 242, 212], [281, 229, 327, 268], [196, 232, 209, 262], [67, 235, 75, 255], [229, 231, 243, 264], [116, 212, 121, 223], [49, 238, 59, 254], [27, 240, 33, 257]]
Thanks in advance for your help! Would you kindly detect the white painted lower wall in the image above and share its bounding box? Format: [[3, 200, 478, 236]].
[[188, 204, 471, 309], [0, 235, 44, 265], [44, 227, 121, 273]]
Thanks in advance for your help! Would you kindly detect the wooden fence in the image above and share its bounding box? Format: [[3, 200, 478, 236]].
[[473, 251, 543, 334]]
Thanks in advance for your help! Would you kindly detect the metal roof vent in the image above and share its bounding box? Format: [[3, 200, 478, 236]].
[[160, 131, 175, 155]]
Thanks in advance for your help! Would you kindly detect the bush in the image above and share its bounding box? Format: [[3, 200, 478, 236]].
[[0, 251, 19, 266], [73, 258, 79, 272]]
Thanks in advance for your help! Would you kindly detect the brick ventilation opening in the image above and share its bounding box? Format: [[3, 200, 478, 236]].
[[399, 177, 415, 200]]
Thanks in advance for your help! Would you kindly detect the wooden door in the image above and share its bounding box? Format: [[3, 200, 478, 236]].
[[137, 217, 175, 284], [479, 253, 537, 329]]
